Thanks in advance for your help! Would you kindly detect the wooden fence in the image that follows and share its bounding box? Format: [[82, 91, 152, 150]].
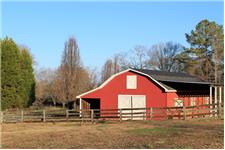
[[0, 104, 223, 123]]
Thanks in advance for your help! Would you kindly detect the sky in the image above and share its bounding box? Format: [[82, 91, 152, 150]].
[[1, 1, 224, 71]]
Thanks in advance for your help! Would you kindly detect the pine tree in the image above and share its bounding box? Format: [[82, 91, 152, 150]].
[[1, 37, 24, 109], [20, 48, 35, 107], [183, 19, 224, 83]]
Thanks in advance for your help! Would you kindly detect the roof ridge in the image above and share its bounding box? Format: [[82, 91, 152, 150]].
[[132, 68, 199, 77], [131, 68, 208, 83]]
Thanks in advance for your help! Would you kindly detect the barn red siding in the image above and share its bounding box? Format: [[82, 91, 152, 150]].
[[81, 88, 102, 99], [166, 93, 178, 107], [81, 71, 169, 110], [80, 70, 210, 110], [177, 95, 209, 107], [101, 71, 168, 109]]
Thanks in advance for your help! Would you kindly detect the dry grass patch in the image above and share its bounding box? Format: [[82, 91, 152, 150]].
[[1, 119, 224, 149]]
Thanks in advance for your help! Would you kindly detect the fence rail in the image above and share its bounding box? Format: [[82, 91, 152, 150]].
[[0, 103, 223, 123]]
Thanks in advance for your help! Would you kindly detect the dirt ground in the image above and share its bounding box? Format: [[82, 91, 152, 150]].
[[1, 119, 224, 149]]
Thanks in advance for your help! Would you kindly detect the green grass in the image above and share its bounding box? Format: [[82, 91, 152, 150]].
[[128, 127, 180, 135]]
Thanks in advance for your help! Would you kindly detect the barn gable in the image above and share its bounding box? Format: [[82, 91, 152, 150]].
[[76, 69, 177, 99]]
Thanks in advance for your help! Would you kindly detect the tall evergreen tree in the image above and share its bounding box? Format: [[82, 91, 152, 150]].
[[20, 47, 35, 107], [1, 37, 24, 109]]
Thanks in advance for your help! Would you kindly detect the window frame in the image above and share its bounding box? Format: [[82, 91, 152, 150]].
[[126, 75, 137, 89], [174, 99, 183, 107]]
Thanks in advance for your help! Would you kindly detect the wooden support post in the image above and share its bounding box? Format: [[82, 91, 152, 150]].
[[150, 108, 153, 120], [91, 109, 94, 123], [215, 86, 218, 118], [219, 87, 222, 104], [218, 87, 222, 119], [21, 110, 24, 122], [183, 105, 186, 120], [43, 110, 46, 122], [79, 98, 82, 117], [210, 86, 213, 117], [119, 109, 122, 122]]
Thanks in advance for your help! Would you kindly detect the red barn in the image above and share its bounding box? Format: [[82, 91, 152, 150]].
[[76, 68, 221, 118]]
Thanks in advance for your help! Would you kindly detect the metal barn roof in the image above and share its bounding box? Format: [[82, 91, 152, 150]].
[[133, 69, 210, 84]]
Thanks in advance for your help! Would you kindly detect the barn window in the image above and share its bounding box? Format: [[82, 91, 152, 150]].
[[205, 97, 209, 104], [174, 99, 183, 107], [190, 97, 196, 106], [126, 75, 137, 89]]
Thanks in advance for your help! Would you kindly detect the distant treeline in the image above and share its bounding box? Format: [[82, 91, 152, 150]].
[[100, 19, 224, 85], [1, 19, 224, 110]]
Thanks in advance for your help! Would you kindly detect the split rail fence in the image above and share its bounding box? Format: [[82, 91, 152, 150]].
[[0, 103, 223, 123]]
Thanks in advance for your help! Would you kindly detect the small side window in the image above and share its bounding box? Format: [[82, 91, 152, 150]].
[[126, 75, 137, 89], [174, 99, 183, 107]]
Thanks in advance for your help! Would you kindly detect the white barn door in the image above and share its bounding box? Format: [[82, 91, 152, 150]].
[[118, 95, 132, 120], [118, 95, 146, 120], [132, 95, 146, 120]]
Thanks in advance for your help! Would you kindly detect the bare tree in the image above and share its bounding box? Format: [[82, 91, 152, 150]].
[[130, 45, 148, 69], [58, 37, 81, 106], [113, 52, 130, 71], [147, 42, 184, 72], [86, 67, 98, 89], [101, 59, 113, 83], [53, 37, 97, 107], [34, 68, 57, 106]]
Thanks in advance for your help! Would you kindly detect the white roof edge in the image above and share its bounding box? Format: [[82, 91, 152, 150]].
[[76, 69, 130, 98], [76, 68, 176, 98]]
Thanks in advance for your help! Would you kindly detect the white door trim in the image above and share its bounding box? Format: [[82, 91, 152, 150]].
[[118, 94, 146, 120]]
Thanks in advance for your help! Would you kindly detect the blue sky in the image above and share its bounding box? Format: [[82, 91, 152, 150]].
[[2, 1, 224, 71]]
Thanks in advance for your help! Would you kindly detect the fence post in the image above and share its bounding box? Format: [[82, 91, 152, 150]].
[[81, 110, 84, 123], [43, 110, 46, 122], [217, 103, 221, 118], [166, 108, 168, 119], [183, 105, 186, 120], [21, 110, 24, 122], [66, 110, 69, 121], [91, 109, 94, 123], [218, 103, 221, 119], [143, 111, 145, 120], [0, 111, 3, 124], [119, 109, 122, 122], [150, 108, 153, 120]]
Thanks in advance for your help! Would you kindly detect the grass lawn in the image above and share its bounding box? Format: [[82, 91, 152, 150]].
[[1, 119, 224, 149]]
